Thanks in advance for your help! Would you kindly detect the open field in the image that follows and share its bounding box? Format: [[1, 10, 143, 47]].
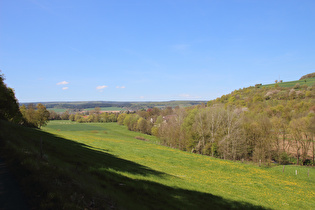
[[262, 77, 315, 88], [1, 120, 314, 209], [47, 108, 69, 113], [83, 107, 126, 112]]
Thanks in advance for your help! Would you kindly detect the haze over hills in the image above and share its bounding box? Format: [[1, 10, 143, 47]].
[[20, 100, 208, 111]]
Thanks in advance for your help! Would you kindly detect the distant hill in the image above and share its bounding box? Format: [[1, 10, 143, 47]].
[[207, 73, 315, 112], [21, 100, 207, 112], [300, 72, 315, 80]]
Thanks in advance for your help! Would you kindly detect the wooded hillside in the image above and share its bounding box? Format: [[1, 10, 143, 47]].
[[120, 73, 315, 166]]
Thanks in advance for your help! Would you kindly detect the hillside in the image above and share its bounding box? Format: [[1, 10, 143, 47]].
[[207, 75, 315, 109], [1, 120, 314, 209], [300, 73, 315, 80]]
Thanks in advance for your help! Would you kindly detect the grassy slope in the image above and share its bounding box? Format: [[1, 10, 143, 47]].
[[1, 120, 314, 209], [262, 77, 315, 88]]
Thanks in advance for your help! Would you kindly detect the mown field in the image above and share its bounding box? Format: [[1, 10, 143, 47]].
[[262, 77, 315, 88], [1, 120, 314, 209]]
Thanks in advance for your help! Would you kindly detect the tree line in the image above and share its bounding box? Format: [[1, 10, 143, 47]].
[[48, 107, 119, 123], [117, 81, 315, 166]]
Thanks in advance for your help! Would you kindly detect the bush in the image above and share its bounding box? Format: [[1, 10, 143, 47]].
[[294, 83, 300, 89], [279, 152, 290, 165], [303, 159, 312, 166]]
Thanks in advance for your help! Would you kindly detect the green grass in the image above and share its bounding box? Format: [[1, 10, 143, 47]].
[[262, 77, 315, 88], [47, 108, 69, 113], [1, 120, 314, 209]]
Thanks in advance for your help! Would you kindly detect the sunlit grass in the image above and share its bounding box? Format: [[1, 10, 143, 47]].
[[42, 121, 315, 209]]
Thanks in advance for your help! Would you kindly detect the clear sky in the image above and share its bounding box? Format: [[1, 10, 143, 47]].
[[1, 0, 315, 103]]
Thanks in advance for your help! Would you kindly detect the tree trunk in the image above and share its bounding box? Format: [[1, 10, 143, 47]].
[[296, 141, 300, 165]]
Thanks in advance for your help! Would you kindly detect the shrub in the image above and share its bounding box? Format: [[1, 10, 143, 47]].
[[294, 83, 300, 89], [305, 91, 312, 97], [253, 95, 263, 102], [303, 159, 312, 166], [289, 89, 296, 99], [295, 91, 304, 99], [279, 152, 290, 165]]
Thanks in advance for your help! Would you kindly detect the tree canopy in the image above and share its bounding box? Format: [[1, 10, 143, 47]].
[[0, 71, 22, 123]]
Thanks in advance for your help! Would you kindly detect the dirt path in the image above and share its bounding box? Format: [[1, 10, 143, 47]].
[[0, 158, 29, 210]]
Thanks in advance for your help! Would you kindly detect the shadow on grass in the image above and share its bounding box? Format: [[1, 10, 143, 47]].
[[0, 121, 267, 209]]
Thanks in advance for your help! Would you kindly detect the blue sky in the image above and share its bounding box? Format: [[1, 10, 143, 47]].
[[1, 0, 314, 102]]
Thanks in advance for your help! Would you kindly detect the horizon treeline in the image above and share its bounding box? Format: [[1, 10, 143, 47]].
[[49, 108, 120, 123]]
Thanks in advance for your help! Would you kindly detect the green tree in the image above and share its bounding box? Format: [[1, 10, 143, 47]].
[[36, 103, 50, 127], [137, 117, 148, 134], [23, 104, 37, 127], [60, 110, 70, 120], [69, 114, 75, 121], [0, 72, 22, 123], [117, 113, 127, 125], [48, 110, 61, 120]]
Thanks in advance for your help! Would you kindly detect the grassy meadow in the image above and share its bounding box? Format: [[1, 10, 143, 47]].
[[1, 120, 314, 209], [262, 77, 315, 88], [47, 108, 69, 113]]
